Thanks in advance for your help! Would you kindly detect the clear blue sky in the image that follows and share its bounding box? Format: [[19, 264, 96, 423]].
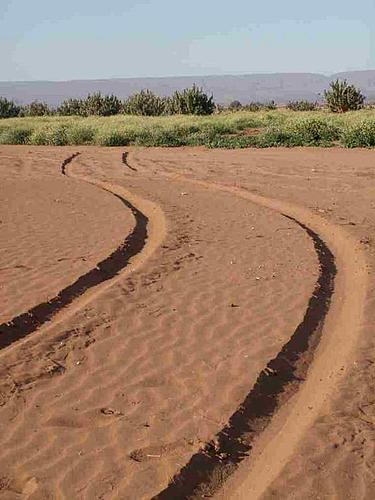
[[1, 0, 374, 81]]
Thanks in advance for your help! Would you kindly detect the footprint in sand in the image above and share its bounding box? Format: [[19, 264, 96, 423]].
[[45, 407, 125, 429]]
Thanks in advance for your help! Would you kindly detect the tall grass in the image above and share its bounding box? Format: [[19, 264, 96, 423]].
[[1, 109, 375, 148]]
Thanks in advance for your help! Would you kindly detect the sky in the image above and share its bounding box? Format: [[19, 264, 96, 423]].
[[1, 0, 374, 81]]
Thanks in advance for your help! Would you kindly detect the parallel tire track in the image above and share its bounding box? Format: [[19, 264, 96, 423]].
[[0, 153, 149, 350], [123, 152, 358, 500]]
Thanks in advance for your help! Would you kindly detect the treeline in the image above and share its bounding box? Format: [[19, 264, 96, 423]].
[[0, 79, 368, 118], [0, 85, 215, 118]]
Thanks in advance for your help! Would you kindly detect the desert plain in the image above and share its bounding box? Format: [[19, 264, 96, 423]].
[[0, 145, 374, 499]]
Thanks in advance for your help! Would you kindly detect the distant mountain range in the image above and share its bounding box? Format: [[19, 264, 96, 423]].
[[1, 70, 375, 106]]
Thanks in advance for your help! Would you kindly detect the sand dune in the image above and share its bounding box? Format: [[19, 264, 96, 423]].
[[0, 146, 374, 499]]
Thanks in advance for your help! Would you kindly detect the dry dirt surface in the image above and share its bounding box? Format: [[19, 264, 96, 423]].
[[0, 145, 374, 499]]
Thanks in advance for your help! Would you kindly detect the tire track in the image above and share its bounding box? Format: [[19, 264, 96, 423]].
[[153, 214, 336, 499], [122, 152, 138, 172], [123, 152, 355, 500], [0, 154, 149, 350]]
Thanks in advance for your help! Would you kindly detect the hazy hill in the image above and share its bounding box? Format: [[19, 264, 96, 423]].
[[1, 71, 375, 106]]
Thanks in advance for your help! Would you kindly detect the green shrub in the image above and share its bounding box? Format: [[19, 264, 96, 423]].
[[288, 117, 339, 145], [29, 125, 69, 145], [206, 135, 258, 148], [57, 93, 121, 116], [82, 92, 121, 116], [169, 85, 215, 115], [134, 127, 187, 147], [257, 118, 339, 147], [230, 115, 264, 130], [341, 120, 375, 148], [0, 97, 20, 118], [66, 125, 95, 145], [286, 100, 318, 111], [20, 101, 51, 117], [0, 127, 32, 144], [57, 98, 85, 116], [324, 79, 365, 113], [256, 127, 294, 147], [201, 121, 237, 135], [95, 130, 133, 146], [123, 90, 167, 116]]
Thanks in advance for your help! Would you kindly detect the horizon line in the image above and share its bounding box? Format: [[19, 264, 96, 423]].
[[2, 68, 375, 84]]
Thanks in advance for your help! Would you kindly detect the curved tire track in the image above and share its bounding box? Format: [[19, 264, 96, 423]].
[[0, 153, 149, 350], [124, 151, 366, 500], [154, 214, 336, 499]]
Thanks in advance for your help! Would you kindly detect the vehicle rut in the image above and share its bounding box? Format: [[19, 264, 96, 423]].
[[153, 214, 336, 499], [124, 151, 366, 500], [0, 153, 149, 350]]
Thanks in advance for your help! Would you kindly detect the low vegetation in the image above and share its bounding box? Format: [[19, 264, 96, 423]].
[[227, 101, 277, 112], [1, 109, 375, 148], [286, 100, 318, 111], [0, 80, 374, 148]]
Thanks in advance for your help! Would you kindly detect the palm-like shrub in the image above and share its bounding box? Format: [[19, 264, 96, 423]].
[[20, 101, 51, 116], [0, 97, 20, 118], [169, 85, 215, 115], [83, 92, 121, 116], [57, 93, 121, 116], [324, 79, 365, 112], [57, 98, 85, 116], [123, 90, 167, 116]]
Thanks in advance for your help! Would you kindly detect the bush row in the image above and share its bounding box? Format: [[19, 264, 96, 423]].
[[1, 117, 375, 148], [0, 85, 215, 118], [1, 79, 367, 119]]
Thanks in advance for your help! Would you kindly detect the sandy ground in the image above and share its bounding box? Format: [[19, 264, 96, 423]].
[[0, 146, 374, 499], [0, 149, 133, 323]]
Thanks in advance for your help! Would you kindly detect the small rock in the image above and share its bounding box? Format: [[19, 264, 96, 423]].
[[100, 407, 123, 417], [360, 236, 371, 245]]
